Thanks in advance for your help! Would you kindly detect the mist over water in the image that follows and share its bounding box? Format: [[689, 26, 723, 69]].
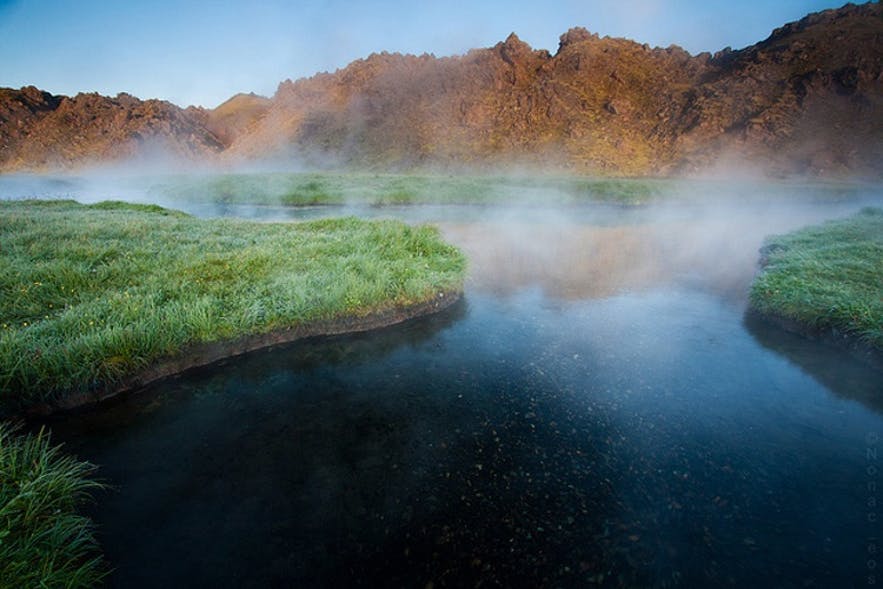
[[441, 202, 858, 302], [15, 171, 883, 587], [3, 170, 881, 285]]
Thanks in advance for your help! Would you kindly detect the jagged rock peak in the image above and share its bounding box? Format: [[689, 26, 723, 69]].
[[768, 1, 881, 41], [19, 85, 53, 101], [504, 32, 526, 46], [497, 32, 539, 65], [558, 27, 598, 51]]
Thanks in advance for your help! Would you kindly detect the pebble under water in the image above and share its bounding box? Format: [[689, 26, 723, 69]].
[[42, 202, 883, 588]]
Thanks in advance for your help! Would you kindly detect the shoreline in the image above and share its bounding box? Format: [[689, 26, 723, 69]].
[[747, 208, 882, 372], [1, 200, 467, 417], [25, 289, 462, 416], [744, 306, 883, 372]]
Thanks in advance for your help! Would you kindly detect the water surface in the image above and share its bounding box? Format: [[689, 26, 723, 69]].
[[41, 197, 883, 588]]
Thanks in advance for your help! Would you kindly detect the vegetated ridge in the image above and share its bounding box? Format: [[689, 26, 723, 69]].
[[1, 2, 881, 176]]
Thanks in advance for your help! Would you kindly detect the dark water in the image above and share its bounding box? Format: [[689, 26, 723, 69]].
[[40, 201, 883, 588]]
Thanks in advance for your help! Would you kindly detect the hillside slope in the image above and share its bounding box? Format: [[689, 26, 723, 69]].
[[1, 2, 880, 176]]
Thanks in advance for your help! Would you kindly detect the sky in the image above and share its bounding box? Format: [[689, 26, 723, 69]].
[[0, 0, 853, 108]]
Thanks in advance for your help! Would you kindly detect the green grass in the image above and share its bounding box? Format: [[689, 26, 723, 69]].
[[749, 207, 883, 348], [0, 422, 106, 588], [6, 171, 871, 208], [0, 200, 466, 413], [140, 172, 867, 206], [138, 172, 874, 208], [144, 172, 670, 206]]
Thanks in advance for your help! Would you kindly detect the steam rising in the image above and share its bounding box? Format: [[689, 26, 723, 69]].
[[2, 167, 880, 310], [441, 195, 881, 303]]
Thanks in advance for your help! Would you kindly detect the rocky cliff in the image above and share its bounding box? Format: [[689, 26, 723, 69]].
[[1, 2, 880, 176]]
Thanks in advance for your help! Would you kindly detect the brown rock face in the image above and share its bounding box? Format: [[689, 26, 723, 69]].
[[203, 93, 271, 148], [1, 2, 881, 176], [668, 2, 883, 176], [0, 90, 224, 170]]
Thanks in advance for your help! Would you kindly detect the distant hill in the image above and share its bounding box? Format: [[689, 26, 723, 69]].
[[1, 2, 881, 177]]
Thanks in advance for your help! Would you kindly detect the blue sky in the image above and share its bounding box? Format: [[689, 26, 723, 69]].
[[0, 0, 850, 108]]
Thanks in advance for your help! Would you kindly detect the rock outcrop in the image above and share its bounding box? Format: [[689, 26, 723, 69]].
[[0, 88, 224, 169]]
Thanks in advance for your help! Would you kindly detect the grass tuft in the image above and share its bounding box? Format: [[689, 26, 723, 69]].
[[0, 421, 107, 588], [749, 207, 883, 348]]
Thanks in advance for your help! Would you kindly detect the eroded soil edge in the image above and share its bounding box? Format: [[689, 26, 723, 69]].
[[27, 290, 462, 415]]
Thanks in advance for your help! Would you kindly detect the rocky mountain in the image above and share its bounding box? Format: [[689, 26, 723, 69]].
[[1, 2, 881, 176], [0, 87, 224, 170]]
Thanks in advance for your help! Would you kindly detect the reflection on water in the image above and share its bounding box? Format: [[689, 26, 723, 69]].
[[440, 202, 873, 302], [45, 292, 882, 587], [745, 313, 883, 413], [444, 220, 762, 300], [35, 197, 883, 588]]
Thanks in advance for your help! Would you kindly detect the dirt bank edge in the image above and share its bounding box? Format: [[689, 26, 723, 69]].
[[26, 289, 462, 415]]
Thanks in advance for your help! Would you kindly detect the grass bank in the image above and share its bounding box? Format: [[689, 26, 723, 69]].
[[145, 172, 669, 206], [749, 207, 883, 353], [0, 200, 466, 414], [3, 171, 872, 209], [0, 422, 106, 588], [140, 172, 872, 208]]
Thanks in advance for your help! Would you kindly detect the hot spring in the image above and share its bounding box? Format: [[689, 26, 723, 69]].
[[31, 179, 883, 588]]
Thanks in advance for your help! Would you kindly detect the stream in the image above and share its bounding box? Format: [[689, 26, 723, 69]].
[[39, 196, 883, 588]]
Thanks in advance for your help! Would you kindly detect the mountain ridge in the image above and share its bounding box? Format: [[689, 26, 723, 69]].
[[1, 2, 881, 177]]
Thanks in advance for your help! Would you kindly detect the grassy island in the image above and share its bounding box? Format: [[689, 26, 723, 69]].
[[0, 200, 466, 413], [749, 207, 883, 353], [0, 422, 106, 588]]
